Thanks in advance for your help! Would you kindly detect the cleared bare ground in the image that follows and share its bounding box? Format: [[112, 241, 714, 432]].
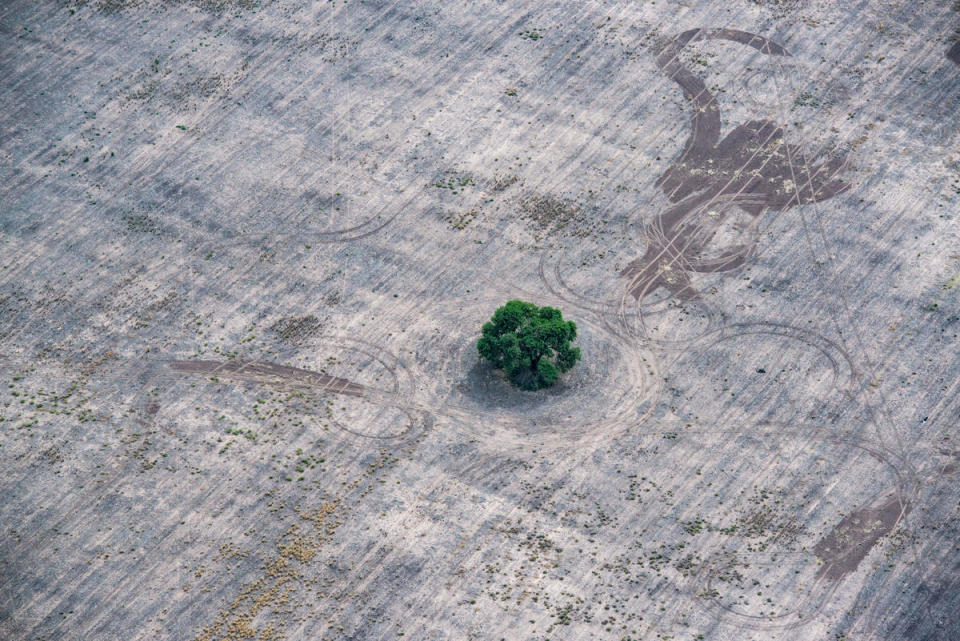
[[1, 1, 959, 640]]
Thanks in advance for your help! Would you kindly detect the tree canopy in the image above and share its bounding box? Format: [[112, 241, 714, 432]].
[[476, 300, 581, 390]]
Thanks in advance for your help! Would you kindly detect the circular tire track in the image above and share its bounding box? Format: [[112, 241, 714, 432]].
[[538, 247, 726, 349], [427, 311, 663, 455], [538, 250, 621, 318], [312, 336, 425, 442], [667, 321, 857, 421], [683, 321, 856, 376], [741, 61, 803, 116], [619, 277, 725, 349]]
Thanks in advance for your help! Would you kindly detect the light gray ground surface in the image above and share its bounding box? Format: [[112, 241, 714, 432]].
[[1, 1, 959, 640]]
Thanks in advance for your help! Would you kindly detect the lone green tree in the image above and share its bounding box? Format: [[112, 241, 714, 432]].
[[477, 300, 581, 390]]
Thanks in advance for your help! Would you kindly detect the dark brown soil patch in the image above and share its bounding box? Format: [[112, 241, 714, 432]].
[[813, 494, 907, 580], [948, 41, 960, 66]]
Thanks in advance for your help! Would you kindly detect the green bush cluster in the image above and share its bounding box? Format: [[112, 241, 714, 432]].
[[477, 300, 581, 390]]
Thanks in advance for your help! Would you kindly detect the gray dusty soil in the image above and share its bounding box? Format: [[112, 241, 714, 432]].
[[1, 1, 959, 640]]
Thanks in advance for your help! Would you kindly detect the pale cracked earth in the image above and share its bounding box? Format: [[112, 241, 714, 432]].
[[1, 1, 959, 640]]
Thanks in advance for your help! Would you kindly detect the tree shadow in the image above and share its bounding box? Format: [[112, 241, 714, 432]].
[[457, 352, 575, 413]]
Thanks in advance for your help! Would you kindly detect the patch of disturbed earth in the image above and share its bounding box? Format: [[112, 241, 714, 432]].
[[812, 493, 908, 581], [749, 0, 803, 16], [269, 315, 324, 346], [657, 429, 902, 624], [428, 167, 618, 243], [70, 0, 263, 15], [516, 192, 601, 240]]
